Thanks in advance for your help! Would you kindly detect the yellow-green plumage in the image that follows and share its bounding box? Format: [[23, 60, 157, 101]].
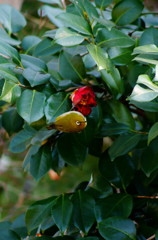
[[48, 111, 87, 133]]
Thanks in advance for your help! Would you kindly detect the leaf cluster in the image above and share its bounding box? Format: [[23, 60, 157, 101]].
[[1, 0, 158, 239]]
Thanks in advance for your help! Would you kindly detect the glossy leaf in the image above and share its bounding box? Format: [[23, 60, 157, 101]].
[[2, 108, 23, 135], [139, 28, 158, 46], [0, 40, 20, 63], [0, 221, 20, 240], [17, 90, 46, 124], [9, 126, 36, 153], [97, 28, 135, 48], [87, 44, 124, 97], [40, 5, 64, 27], [25, 196, 56, 232], [98, 217, 136, 240], [112, 0, 143, 26], [0, 80, 21, 103], [51, 194, 73, 233], [99, 153, 135, 188], [45, 92, 71, 123], [0, 4, 26, 33], [22, 68, 50, 87], [99, 123, 130, 137], [22, 35, 41, 54], [107, 100, 135, 129], [21, 54, 47, 72], [141, 138, 158, 177], [128, 75, 158, 103], [59, 51, 86, 83], [95, 194, 133, 222], [95, 0, 112, 8], [57, 12, 91, 35], [71, 0, 99, 23], [30, 145, 52, 181], [109, 133, 141, 161], [0, 28, 21, 46], [148, 122, 158, 145], [33, 38, 62, 57], [55, 27, 85, 47], [57, 133, 88, 166], [72, 190, 95, 234]]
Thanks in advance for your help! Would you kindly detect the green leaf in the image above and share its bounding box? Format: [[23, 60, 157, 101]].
[[59, 51, 86, 83], [112, 0, 143, 26], [95, 194, 133, 222], [71, 0, 99, 23], [57, 12, 91, 35], [98, 123, 130, 137], [20, 54, 47, 72], [109, 47, 133, 66], [0, 4, 26, 33], [99, 153, 135, 188], [148, 122, 158, 145], [51, 194, 73, 233], [128, 75, 158, 103], [98, 217, 136, 240], [40, 5, 64, 27], [0, 40, 20, 63], [139, 27, 158, 46], [94, 17, 115, 31], [55, 27, 85, 47], [72, 190, 95, 234], [87, 44, 110, 71], [25, 196, 56, 232], [109, 133, 141, 161], [0, 222, 20, 240], [31, 128, 56, 145], [23, 144, 40, 170], [11, 214, 28, 238], [0, 65, 19, 83], [57, 133, 88, 166], [107, 100, 135, 128], [22, 35, 41, 54], [17, 89, 46, 124], [22, 68, 50, 87], [95, 0, 112, 8], [0, 28, 21, 46], [2, 108, 23, 135], [9, 126, 36, 153], [30, 145, 52, 181], [97, 28, 135, 48], [141, 138, 158, 177], [33, 38, 62, 57], [0, 80, 21, 103], [45, 92, 71, 123], [87, 44, 124, 97]]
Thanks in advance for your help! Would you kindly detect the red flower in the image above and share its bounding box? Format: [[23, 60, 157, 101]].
[[74, 105, 92, 116], [70, 86, 97, 116], [71, 86, 97, 107]]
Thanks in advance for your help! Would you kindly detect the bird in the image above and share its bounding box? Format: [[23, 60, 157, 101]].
[[47, 111, 87, 133]]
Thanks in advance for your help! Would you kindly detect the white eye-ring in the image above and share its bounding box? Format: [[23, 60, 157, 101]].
[[76, 121, 81, 126]]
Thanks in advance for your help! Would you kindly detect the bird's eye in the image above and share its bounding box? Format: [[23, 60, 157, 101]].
[[76, 121, 81, 126]]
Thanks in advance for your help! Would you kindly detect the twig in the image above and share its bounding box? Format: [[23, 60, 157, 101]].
[[147, 234, 155, 240], [135, 195, 158, 199]]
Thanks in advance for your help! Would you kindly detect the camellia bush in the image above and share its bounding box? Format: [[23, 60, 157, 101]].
[[1, 0, 158, 239]]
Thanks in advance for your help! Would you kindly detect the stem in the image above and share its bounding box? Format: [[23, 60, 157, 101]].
[[130, 129, 148, 135], [135, 195, 158, 199], [147, 235, 156, 240]]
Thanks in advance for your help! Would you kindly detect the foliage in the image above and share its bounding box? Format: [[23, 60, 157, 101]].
[[0, 0, 158, 239]]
